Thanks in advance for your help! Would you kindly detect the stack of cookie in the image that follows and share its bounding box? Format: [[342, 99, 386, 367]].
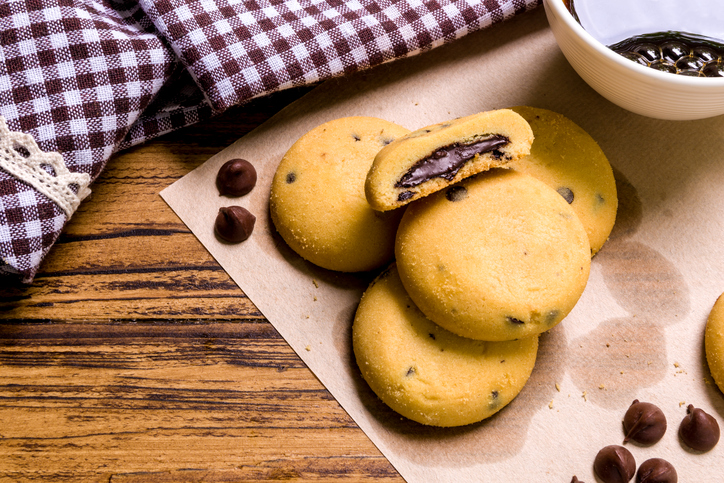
[[270, 107, 617, 427]]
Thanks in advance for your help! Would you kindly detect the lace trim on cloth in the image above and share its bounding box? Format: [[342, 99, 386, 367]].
[[0, 116, 91, 218]]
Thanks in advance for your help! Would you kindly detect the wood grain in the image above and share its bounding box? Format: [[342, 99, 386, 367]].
[[0, 87, 403, 482]]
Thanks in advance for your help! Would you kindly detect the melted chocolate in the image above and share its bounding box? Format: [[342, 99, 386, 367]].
[[395, 135, 509, 188]]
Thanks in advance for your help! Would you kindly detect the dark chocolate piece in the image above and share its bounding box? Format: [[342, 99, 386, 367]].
[[214, 206, 256, 243], [593, 445, 636, 483], [623, 399, 667, 445], [216, 158, 257, 196], [571, 477, 584, 483], [506, 316, 525, 325], [636, 458, 677, 483], [395, 135, 509, 188], [557, 186, 575, 204], [678, 404, 720, 451], [445, 185, 468, 202], [286, 172, 296, 184]]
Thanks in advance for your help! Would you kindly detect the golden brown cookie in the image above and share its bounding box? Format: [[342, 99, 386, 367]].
[[270, 116, 409, 272], [705, 292, 724, 394], [508, 106, 617, 255], [353, 264, 539, 427], [365, 109, 534, 211], [395, 169, 591, 341]]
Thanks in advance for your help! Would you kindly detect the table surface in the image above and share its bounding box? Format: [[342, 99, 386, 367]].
[[0, 86, 404, 482]]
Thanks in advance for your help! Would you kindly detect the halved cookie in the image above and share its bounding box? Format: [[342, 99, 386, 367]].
[[365, 109, 534, 211]]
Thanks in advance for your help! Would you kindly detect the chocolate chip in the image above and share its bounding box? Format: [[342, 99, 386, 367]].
[[571, 477, 584, 483], [506, 316, 525, 325], [623, 399, 667, 445], [286, 172, 296, 184], [406, 367, 416, 377], [216, 158, 257, 197], [636, 458, 677, 483], [593, 445, 636, 483], [678, 404, 720, 452], [557, 186, 575, 204], [397, 190, 415, 202], [214, 206, 255, 243], [352, 133, 361, 141], [428, 333, 436, 340], [445, 185, 468, 202]]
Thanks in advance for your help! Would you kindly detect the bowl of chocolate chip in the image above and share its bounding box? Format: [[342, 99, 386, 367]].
[[543, 0, 724, 120]]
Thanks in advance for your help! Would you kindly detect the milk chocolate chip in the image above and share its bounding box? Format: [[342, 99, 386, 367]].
[[636, 458, 677, 483], [216, 158, 257, 196], [678, 404, 720, 452], [593, 445, 636, 483], [214, 206, 255, 242], [623, 399, 667, 445]]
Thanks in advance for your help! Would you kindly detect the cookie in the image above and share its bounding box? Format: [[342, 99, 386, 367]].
[[508, 106, 617, 255], [395, 169, 591, 341], [705, 292, 724, 394], [270, 117, 410, 272], [365, 109, 534, 211], [352, 264, 539, 427]]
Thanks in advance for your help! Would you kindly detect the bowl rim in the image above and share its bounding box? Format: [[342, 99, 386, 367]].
[[543, 0, 724, 87]]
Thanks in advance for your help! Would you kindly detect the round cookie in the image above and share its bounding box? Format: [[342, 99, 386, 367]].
[[352, 264, 539, 427], [395, 169, 591, 342], [705, 292, 724, 394], [508, 106, 618, 256], [365, 109, 534, 212], [270, 117, 410, 272]]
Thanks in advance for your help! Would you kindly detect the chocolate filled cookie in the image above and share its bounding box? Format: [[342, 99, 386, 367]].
[[365, 109, 534, 211], [270, 117, 410, 272], [352, 264, 539, 427], [508, 106, 617, 255], [395, 169, 591, 341]]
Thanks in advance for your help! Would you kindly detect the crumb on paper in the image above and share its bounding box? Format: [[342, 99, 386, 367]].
[[599, 384, 605, 390], [312, 279, 319, 288], [679, 401, 686, 407], [606, 343, 610, 348], [549, 400, 554, 409], [313, 296, 317, 301], [674, 362, 680, 368], [582, 391, 588, 401], [555, 383, 561, 392], [305, 345, 311, 351], [620, 371, 624, 374]]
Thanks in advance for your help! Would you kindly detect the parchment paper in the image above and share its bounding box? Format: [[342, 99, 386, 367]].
[[161, 8, 724, 481]]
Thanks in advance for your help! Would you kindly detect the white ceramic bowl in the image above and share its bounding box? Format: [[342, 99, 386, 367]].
[[543, 0, 724, 120]]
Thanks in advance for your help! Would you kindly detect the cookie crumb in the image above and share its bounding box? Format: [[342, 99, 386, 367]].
[[313, 296, 317, 301], [555, 383, 561, 392], [598, 384, 605, 390], [582, 391, 588, 401], [674, 362, 680, 368], [312, 279, 319, 288], [549, 400, 554, 409], [679, 401, 686, 407], [305, 345, 311, 351]]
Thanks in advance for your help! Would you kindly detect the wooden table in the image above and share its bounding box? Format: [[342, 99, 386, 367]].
[[0, 87, 404, 482]]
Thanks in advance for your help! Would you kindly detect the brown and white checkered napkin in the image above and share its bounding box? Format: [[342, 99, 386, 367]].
[[0, 0, 540, 282]]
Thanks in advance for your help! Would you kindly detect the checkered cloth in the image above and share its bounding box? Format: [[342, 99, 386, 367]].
[[0, 0, 540, 283]]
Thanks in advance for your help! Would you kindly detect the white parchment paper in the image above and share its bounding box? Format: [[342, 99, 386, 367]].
[[161, 8, 724, 481]]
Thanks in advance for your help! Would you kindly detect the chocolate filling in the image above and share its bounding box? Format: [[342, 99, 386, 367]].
[[395, 134, 509, 188]]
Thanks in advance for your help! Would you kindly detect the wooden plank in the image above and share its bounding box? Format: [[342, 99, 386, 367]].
[[0, 322, 400, 482]]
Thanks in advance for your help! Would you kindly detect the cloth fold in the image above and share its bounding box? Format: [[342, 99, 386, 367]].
[[0, 0, 540, 282]]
